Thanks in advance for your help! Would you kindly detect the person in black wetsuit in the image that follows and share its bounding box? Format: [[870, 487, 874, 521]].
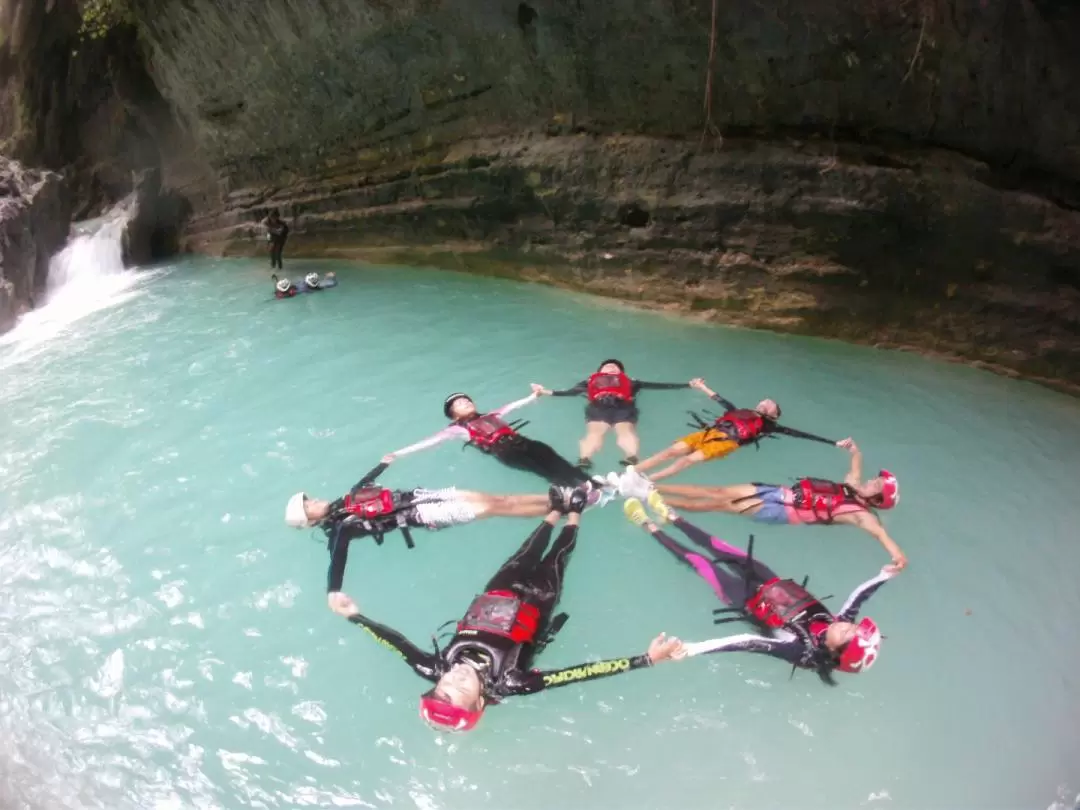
[[629, 377, 841, 482], [265, 209, 289, 270], [384, 391, 611, 492], [332, 485, 686, 732], [622, 496, 896, 683], [284, 461, 561, 614], [531, 359, 699, 468]]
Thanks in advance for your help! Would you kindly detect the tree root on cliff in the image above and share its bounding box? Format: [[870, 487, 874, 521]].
[[901, 10, 928, 84], [700, 0, 723, 150]]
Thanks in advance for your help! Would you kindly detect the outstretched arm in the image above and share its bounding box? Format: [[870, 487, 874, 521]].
[[385, 426, 468, 459], [335, 601, 441, 683], [836, 567, 898, 622], [681, 632, 806, 666], [351, 461, 390, 490], [848, 512, 907, 572], [493, 392, 540, 417], [504, 633, 684, 695], [542, 380, 588, 397], [837, 438, 864, 487], [633, 379, 693, 392], [688, 378, 736, 411], [772, 423, 837, 446]]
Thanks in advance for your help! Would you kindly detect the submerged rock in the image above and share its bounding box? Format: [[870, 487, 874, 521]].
[[0, 156, 72, 333]]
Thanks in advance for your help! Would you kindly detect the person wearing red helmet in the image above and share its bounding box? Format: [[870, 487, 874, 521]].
[[618, 438, 907, 571], [530, 360, 699, 469], [621, 498, 896, 683], [382, 391, 604, 489], [628, 377, 838, 482], [331, 485, 685, 733]]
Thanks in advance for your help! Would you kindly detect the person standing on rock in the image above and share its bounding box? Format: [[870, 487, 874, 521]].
[[531, 360, 699, 469], [264, 209, 289, 270]]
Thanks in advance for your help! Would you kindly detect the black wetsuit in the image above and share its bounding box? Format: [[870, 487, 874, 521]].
[[695, 391, 836, 448], [347, 519, 656, 697], [551, 378, 688, 425], [646, 515, 893, 669], [268, 220, 289, 269], [321, 462, 433, 593], [473, 429, 593, 488]]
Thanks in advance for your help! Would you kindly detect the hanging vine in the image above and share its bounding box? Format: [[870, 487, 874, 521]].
[[700, 0, 722, 149]]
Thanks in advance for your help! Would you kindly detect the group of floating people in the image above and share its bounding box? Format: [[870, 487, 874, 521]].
[[284, 359, 905, 733]]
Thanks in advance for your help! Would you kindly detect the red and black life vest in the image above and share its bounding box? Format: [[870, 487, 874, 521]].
[[746, 577, 832, 634], [587, 372, 634, 403], [458, 590, 542, 644], [342, 487, 398, 519], [792, 478, 865, 523], [275, 287, 297, 299], [462, 413, 517, 450], [714, 408, 768, 444]]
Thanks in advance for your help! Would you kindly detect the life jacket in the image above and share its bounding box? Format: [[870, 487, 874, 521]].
[[274, 287, 297, 299], [792, 478, 865, 523], [586, 372, 634, 403], [462, 413, 517, 451], [746, 577, 832, 634], [342, 487, 398, 519], [714, 408, 768, 444], [338, 487, 415, 549], [439, 591, 543, 687]]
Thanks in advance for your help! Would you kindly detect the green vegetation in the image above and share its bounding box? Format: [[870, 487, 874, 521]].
[[77, 0, 135, 40]]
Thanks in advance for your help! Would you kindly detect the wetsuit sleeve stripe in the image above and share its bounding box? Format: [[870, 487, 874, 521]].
[[836, 569, 896, 621], [684, 633, 804, 664], [492, 392, 540, 416], [346, 614, 441, 682], [634, 381, 690, 390], [390, 427, 467, 456], [550, 381, 588, 396], [708, 392, 738, 411], [771, 424, 836, 445], [532, 653, 653, 691]]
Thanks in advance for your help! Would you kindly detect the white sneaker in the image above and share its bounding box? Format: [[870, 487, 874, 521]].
[[619, 468, 655, 500]]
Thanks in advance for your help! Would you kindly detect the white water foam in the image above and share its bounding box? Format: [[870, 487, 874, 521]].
[[0, 203, 157, 357]]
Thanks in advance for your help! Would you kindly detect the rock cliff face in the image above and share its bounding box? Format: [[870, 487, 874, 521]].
[[0, 157, 72, 332], [5, 0, 1080, 389]]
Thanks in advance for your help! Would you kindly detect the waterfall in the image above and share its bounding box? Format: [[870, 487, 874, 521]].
[[0, 202, 150, 351]]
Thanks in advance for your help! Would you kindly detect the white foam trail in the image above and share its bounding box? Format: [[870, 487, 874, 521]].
[[0, 202, 155, 354]]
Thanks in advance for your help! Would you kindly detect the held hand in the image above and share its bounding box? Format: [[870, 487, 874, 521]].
[[885, 552, 908, 574], [381, 453, 396, 465], [647, 632, 686, 663], [530, 383, 551, 396], [328, 592, 358, 617], [836, 437, 858, 452], [689, 378, 707, 391]]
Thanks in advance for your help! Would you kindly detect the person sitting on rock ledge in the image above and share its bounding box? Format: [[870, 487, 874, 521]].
[[272, 274, 298, 299], [264, 209, 290, 270]]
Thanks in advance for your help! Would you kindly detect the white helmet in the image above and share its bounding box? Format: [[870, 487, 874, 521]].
[[285, 492, 309, 528], [276, 278, 291, 293], [305, 272, 319, 288]]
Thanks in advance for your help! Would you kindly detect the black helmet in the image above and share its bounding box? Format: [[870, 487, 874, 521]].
[[597, 358, 625, 372], [443, 392, 471, 419]]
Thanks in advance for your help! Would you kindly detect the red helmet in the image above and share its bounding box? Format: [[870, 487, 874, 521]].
[[419, 692, 483, 733], [877, 470, 899, 509], [837, 617, 882, 673]]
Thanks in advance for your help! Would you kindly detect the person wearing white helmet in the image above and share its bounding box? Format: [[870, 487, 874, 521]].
[[620, 499, 897, 684], [284, 460, 577, 614], [616, 438, 907, 571], [301, 271, 338, 291], [271, 274, 297, 299]]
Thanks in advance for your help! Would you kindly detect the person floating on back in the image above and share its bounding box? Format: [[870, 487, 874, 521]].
[[618, 438, 907, 570], [300, 271, 338, 292], [284, 460, 566, 615], [629, 378, 838, 482], [531, 359, 699, 469], [265, 209, 290, 270], [272, 274, 297, 299], [622, 498, 896, 683], [383, 391, 610, 491], [333, 485, 685, 733]]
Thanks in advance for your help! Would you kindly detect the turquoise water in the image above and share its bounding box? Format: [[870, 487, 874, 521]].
[[1, 256, 1078, 810]]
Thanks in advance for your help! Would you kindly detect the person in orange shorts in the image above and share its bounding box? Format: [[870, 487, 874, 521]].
[[628, 378, 839, 482]]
